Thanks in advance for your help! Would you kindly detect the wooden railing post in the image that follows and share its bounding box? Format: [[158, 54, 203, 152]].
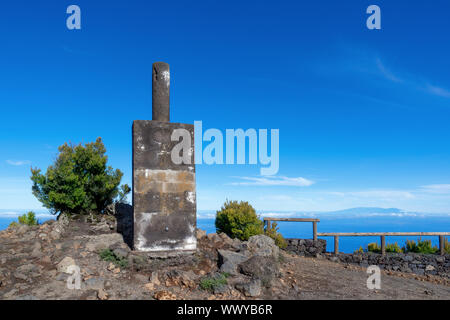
[[334, 236, 339, 254], [439, 235, 444, 256], [381, 235, 386, 256], [313, 221, 317, 242]]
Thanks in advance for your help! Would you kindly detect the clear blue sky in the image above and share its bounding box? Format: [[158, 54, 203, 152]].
[[1, 1, 450, 214]]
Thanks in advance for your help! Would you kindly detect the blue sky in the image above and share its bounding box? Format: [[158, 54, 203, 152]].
[[1, 1, 450, 214]]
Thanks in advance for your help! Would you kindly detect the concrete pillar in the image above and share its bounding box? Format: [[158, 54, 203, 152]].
[[132, 62, 196, 252]]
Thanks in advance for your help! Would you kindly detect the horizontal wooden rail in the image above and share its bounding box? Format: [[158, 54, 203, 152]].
[[263, 218, 320, 222], [263, 217, 320, 241], [317, 232, 449, 256], [317, 232, 450, 237]]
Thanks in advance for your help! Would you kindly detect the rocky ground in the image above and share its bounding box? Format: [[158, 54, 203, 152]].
[[0, 214, 449, 300]]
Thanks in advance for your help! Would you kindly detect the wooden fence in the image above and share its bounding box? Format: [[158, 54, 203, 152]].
[[262, 217, 449, 256], [317, 232, 450, 255]]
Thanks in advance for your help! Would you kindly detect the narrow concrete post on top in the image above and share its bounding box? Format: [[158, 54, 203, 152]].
[[439, 235, 445, 255], [152, 62, 170, 122]]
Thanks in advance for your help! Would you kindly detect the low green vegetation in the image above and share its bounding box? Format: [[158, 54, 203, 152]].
[[8, 211, 39, 228], [199, 272, 229, 291], [367, 242, 402, 253], [99, 249, 128, 268], [354, 246, 364, 254], [404, 239, 438, 254], [215, 200, 287, 248], [361, 237, 447, 254]]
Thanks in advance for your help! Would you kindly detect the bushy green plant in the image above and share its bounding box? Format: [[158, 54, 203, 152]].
[[367, 242, 381, 253], [99, 249, 128, 268], [354, 246, 364, 254], [385, 242, 403, 253], [8, 221, 19, 228], [8, 211, 39, 228], [199, 273, 229, 291], [215, 200, 264, 241], [445, 238, 450, 254], [404, 238, 438, 254], [264, 222, 287, 249], [367, 241, 403, 253], [31, 138, 130, 216]]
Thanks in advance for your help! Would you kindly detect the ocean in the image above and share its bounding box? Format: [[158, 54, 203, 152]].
[[1, 209, 449, 253]]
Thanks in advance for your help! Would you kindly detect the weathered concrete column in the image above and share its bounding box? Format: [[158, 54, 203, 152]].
[[133, 62, 196, 252], [152, 62, 170, 122]]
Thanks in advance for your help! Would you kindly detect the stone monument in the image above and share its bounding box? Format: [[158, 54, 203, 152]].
[[132, 62, 197, 252]]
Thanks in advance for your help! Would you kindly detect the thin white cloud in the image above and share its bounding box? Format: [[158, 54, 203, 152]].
[[375, 58, 450, 99], [376, 58, 402, 83], [0, 210, 54, 218], [6, 160, 31, 166], [231, 176, 315, 187], [426, 85, 450, 98], [420, 184, 450, 194]]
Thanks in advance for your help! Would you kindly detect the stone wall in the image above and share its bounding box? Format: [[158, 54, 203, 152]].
[[285, 238, 449, 278], [326, 252, 449, 278], [285, 238, 327, 257]]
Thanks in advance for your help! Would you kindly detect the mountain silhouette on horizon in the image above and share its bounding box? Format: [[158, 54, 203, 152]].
[[326, 207, 403, 215]]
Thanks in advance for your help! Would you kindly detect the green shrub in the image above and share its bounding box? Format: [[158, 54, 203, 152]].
[[8, 211, 39, 228], [385, 242, 403, 253], [199, 273, 229, 291], [404, 238, 438, 254], [367, 241, 403, 253], [445, 238, 450, 254], [31, 138, 130, 216], [264, 222, 287, 249], [8, 221, 19, 228], [215, 200, 264, 241], [354, 246, 364, 254], [99, 249, 128, 268], [367, 242, 381, 253]]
